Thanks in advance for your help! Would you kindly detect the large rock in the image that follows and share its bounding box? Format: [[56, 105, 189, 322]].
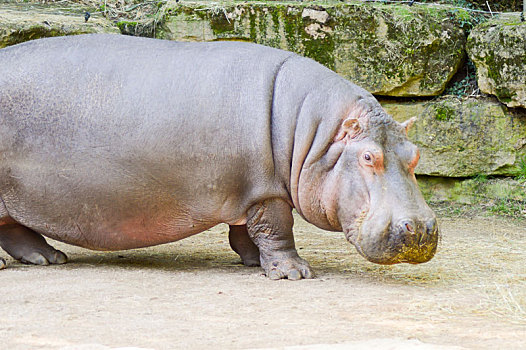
[[157, 1, 466, 97], [381, 97, 526, 177], [417, 176, 526, 205], [467, 13, 526, 108], [0, 3, 119, 48]]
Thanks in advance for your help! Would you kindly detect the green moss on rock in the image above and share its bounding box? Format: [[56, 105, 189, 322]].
[[467, 13, 526, 108], [116, 20, 137, 32], [381, 97, 526, 177], [433, 103, 456, 121], [0, 3, 119, 48], [417, 176, 526, 208]]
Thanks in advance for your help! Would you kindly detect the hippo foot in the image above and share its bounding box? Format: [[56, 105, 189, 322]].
[[246, 200, 313, 280], [261, 252, 314, 280], [241, 255, 261, 267], [19, 250, 68, 266], [0, 257, 6, 270], [0, 224, 68, 266], [229, 225, 261, 267]]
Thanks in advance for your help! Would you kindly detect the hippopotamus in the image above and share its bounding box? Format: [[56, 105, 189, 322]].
[[0, 34, 438, 279]]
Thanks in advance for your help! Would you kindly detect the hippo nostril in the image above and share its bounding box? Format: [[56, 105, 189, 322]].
[[397, 219, 417, 236], [415, 218, 437, 246], [425, 218, 438, 236]]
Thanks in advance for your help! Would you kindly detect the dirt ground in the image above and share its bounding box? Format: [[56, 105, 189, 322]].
[[0, 213, 524, 350]]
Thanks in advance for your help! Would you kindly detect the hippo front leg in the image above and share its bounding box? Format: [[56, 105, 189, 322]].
[[246, 199, 313, 280]]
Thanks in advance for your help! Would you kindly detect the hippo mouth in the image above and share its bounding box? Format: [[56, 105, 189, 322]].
[[344, 210, 439, 265], [343, 209, 367, 245]]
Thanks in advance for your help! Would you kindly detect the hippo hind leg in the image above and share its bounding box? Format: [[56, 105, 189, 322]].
[[228, 225, 260, 267], [0, 223, 67, 268]]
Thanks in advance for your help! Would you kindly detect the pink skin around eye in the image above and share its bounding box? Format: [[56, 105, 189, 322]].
[[361, 150, 384, 173]]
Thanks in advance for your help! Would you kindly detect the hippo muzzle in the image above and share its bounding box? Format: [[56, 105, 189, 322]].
[[346, 211, 439, 265]]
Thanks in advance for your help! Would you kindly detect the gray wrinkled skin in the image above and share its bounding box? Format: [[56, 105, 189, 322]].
[[0, 34, 438, 279]]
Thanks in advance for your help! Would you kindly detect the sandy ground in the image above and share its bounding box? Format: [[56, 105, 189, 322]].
[[0, 214, 524, 350]]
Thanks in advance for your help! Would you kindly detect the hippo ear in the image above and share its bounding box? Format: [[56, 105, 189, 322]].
[[401, 117, 417, 135], [334, 118, 361, 142]]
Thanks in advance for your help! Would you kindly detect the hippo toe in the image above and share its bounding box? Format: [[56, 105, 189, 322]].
[[263, 254, 314, 280]]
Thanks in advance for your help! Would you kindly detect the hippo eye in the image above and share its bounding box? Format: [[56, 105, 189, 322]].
[[361, 149, 383, 171]]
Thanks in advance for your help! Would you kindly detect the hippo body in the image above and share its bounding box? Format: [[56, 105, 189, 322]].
[[0, 35, 438, 278]]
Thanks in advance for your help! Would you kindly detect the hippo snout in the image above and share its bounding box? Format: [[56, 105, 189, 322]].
[[349, 216, 439, 265], [390, 217, 439, 264], [395, 217, 437, 245]]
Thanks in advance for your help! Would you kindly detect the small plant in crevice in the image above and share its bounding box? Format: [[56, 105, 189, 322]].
[[470, 173, 489, 197], [444, 59, 479, 97], [418, 0, 489, 33], [473, 174, 488, 183]]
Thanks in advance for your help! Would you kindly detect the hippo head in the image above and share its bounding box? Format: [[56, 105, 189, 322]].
[[294, 96, 438, 265]]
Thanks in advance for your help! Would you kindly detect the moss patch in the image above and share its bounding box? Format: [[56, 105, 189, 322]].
[[467, 13, 526, 108], [433, 103, 456, 121], [0, 3, 119, 48], [418, 175, 526, 219], [382, 97, 526, 177]]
